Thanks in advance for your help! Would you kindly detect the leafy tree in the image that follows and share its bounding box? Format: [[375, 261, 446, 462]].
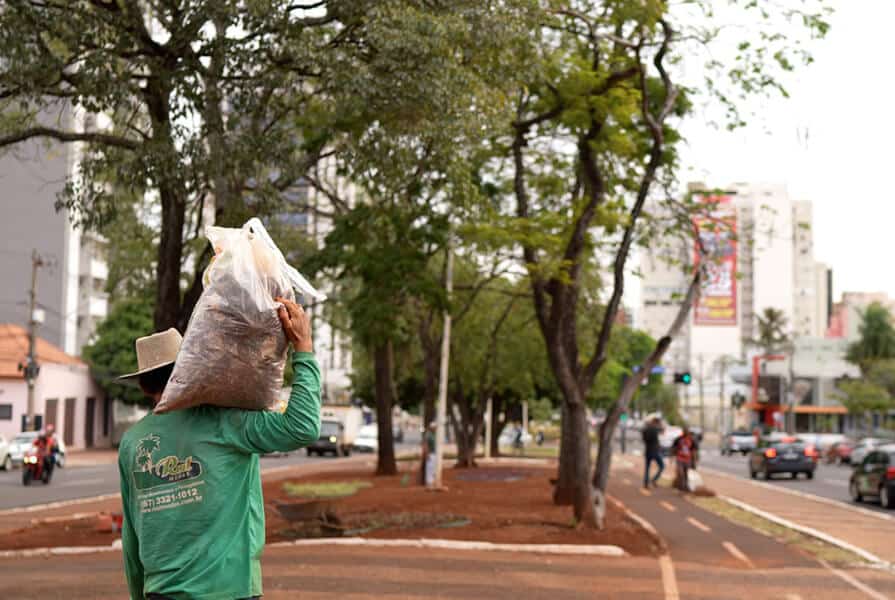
[[82, 297, 155, 407], [837, 380, 890, 415], [846, 303, 895, 373], [479, 1, 829, 528], [747, 307, 792, 355], [0, 0, 524, 332]]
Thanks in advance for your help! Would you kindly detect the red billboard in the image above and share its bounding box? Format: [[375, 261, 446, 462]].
[[693, 194, 737, 326]]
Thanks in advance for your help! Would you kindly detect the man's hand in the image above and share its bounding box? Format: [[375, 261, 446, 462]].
[[275, 297, 313, 353]]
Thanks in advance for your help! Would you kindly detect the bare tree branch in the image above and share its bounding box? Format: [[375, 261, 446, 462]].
[[0, 127, 140, 150]]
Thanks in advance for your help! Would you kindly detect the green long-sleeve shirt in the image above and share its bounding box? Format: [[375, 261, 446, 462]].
[[118, 351, 321, 600]]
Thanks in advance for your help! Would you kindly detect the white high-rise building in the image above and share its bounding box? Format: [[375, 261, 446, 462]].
[[638, 183, 830, 429], [0, 135, 109, 356]]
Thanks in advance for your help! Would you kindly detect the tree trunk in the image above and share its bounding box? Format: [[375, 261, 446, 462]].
[[592, 270, 701, 494], [553, 401, 576, 505], [568, 401, 598, 528], [373, 340, 397, 475], [452, 388, 485, 469], [155, 185, 186, 331], [489, 394, 506, 458]]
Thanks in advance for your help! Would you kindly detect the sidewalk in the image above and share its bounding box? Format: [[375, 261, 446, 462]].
[[64, 448, 119, 467], [701, 468, 895, 565]]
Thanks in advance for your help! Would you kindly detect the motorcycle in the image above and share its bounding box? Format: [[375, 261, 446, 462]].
[[22, 449, 53, 485]]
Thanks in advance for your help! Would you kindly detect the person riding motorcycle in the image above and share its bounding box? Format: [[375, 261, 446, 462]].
[[33, 424, 58, 478]]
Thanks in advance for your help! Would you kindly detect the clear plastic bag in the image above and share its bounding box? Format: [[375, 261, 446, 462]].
[[155, 218, 325, 414]]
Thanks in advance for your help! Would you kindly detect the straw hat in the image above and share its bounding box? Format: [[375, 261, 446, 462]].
[[118, 328, 182, 380]]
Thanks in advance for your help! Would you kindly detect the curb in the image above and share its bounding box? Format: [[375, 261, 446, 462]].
[[0, 538, 122, 559], [606, 494, 668, 555], [701, 466, 894, 523], [0, 537, 627, 560], [269, 537, 627, 556], [0, 493, 121, 517], [719, 495, 892, 570]]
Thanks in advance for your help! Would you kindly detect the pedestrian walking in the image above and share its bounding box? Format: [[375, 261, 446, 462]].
[[117, 297, 321, 600], [672, 426, 699, 491], [641, 417, 665, 488]]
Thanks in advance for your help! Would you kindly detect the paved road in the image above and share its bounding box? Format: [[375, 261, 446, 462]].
[[0, 431, 419, 510], [610, 469, 895, 599], [622, 433, 894, 516], [696, 449, 895, 515]]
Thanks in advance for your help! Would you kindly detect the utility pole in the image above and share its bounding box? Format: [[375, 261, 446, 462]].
[[24, 251, 44, 432], [716, 356, 731, 434], [698, 353, 705, 430], [433, 239, 453, 489]]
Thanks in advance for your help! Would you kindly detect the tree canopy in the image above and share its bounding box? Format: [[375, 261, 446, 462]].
[[82, 296, 155, 407]]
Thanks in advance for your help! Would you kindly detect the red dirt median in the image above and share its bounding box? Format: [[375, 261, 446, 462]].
[[264, 464, 659, 556], [0, 464, 659, 557]]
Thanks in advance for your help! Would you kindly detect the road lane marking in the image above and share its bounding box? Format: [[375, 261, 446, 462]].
[[639, 488, 652, 497], [818, 559, 888, 600], [686, 516, 711, 533], [659, 554, 679, 600], [659, 501, 676, 512], [722, 541, 755, 569], [785, 595, 803, 600]]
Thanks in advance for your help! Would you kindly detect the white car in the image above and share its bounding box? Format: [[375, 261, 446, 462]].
[[0, 434, 11, 471], [8, 431, 67, 468], [659, 426, 683, 456], [499, 428, 532, 447], [851, 438, 887, 466], [353, 424, 378, 453]]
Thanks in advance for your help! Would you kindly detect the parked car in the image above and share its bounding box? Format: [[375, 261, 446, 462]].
[[8, 432, 66, 468], [850, 438, 887, 466], [849, 445, 895, 509], [307, 419, 353, 457], [498, 428, 532, 447], [0, 434, 11, 471], [659, 426, 683, 456], [824, 439, 854, 465], [749, 435, 818, 480], [353, 424, 379, 453], [721, 430, 757, 456]]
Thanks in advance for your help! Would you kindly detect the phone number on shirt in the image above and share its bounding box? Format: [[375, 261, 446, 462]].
[[141, 487, 199, 511]]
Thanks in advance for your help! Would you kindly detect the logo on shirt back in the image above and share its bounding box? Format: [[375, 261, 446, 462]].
[[133, 433, 203, 490]]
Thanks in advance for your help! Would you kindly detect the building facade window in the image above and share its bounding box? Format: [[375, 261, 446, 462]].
[[0, 404, 12, 420]]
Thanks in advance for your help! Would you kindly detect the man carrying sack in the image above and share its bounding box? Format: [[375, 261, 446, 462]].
[[117, 298, 321, 600]]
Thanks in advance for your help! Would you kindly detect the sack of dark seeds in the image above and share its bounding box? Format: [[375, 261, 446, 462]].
[[155, 218, 325, 413]]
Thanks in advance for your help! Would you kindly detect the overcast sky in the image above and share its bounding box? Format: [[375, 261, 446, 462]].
[[675, 0, 891, 301]]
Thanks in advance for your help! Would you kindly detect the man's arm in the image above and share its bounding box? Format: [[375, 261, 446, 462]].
[[118, 456, 144, 600], [220, 350, 321, 454], [219, 298, 321, 454]]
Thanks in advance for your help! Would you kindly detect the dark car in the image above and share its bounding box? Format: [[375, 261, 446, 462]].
[[307, 420, 346, 457], [749, 436, 817, 480], [849, 445, 895, 509]]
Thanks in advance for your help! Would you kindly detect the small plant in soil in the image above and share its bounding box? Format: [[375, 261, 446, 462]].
[[283, 480, 372, 499]]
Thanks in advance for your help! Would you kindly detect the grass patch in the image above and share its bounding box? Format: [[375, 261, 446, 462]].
[[689, 496, 867, 566], [283, 480, 372, 499]]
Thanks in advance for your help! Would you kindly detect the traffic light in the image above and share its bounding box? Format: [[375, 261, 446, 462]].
[[674, 371, 692, 385]]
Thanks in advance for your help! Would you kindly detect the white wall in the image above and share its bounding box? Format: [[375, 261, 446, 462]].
[[0, 363, 110, 449], [743, 184, 795, 328]]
